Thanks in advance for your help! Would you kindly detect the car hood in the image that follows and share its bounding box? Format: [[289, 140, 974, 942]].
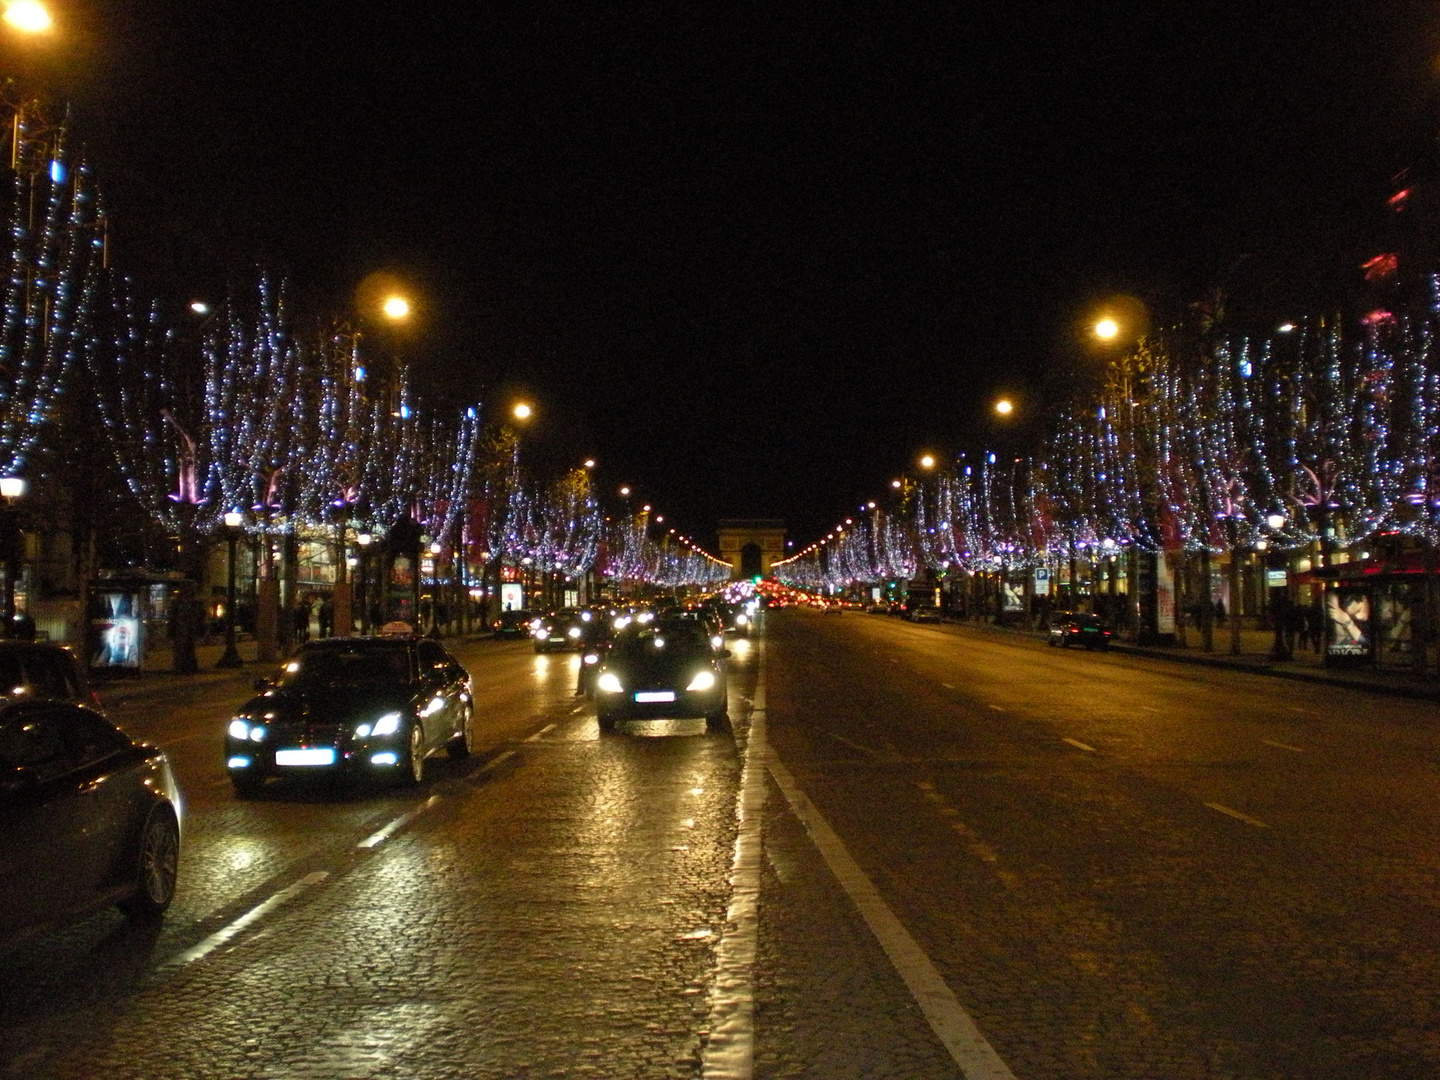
[[237, 686, 415, 727]]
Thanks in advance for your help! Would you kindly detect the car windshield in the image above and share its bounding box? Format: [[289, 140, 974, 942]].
[[1068, 614, 1103, 627], [279, 642, 413, 688], [611, 621, 710, 660]]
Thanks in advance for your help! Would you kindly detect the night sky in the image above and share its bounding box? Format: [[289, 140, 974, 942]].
[[23, 2, 1440, 549]]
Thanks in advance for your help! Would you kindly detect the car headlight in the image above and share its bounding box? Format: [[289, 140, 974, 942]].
[[583, 652, 600, 665], [567, 626, 582, 639], [735, 613, 748, 626], [711, 635, 724, 650], [596, 672, 624, 694], [229, 718, 250, 740], [535, 628, 550, 640], [356, 711, 404, 738], [686, 670, 716, 692], [530, 619, 542, 630]]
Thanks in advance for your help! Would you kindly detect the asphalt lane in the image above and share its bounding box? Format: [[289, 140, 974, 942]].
[[5, 615, 1439, 1077], [764, 608, 1440, 1079]]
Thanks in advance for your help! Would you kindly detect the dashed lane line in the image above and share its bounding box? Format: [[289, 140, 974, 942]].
[[1205, 802, 1271, 828], [356, 794, 442, 850], [1062, 738, 1097, 752], [164, 871, 329, 969], [987, 705, 1008, 713], [1262, 739, 1305, 753], [827, 732, 885, 759], [527, 722, 559, 740], [942, 683, 956, 689]]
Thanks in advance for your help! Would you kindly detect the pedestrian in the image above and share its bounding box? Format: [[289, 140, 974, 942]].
[[318, 598, 333, 639], [1305, 603, 1325, 652], [294, 598, 311, 644]]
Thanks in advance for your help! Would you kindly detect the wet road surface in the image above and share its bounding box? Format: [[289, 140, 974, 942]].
[[2, 610, 1439, 1078]]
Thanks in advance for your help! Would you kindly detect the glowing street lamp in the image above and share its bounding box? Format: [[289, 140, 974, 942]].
[[512, 402, 533, 421], [3, 1, 52, 34], [382, 294, 410, 320], [919, 454, 936, 470], [1094, 318, 1119, 340], [994, 398, 1014, 416], [217, 510, 245, 668]]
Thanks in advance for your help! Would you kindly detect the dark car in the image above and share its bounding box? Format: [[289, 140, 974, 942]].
[[575, 609, 618, 696], [493, 609, 533, 639], [532, 608, 584, 653], [0, 642, 181, 953], [699, 598, 752, 638], [225, 636, 473, 795], [906, 604, 943, 623], [1047, 612, 1113, 650], [594, 617, 730, 731]]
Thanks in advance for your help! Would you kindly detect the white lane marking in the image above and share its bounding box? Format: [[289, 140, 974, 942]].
[[1262, 739, 1305, 753], [942, 683, 956, 689], [767, 753, 1018, 1079], [482, 749, 517, 772], [827, 732, 883, 759], [1286, 706, 1307, 714], [1205, 802, 1270, 829], [165, 871, 328, 968], [1139, 706, 1160, 714], [570, 704, 587, 715], [1062, 738, 1096, 753], [527, 722, 558, 741], [357, 795, 442, 850], [703, 645, 769, 1079], [987, 705, 1008, 713]]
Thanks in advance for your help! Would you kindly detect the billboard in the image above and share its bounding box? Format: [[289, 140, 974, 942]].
[[90, 588, 144, 671], [1326, 587, 1370, 659]]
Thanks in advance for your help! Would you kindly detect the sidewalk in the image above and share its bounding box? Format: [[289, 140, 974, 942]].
[[977, 619, 1440, 702]]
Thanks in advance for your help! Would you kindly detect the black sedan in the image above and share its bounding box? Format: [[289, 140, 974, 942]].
[[1047, 612, 1113, 650], [594, 617, 730, 732], [531, 608, 584, 653], [0, 643, 181, 953], [225, 636, 473, 795]]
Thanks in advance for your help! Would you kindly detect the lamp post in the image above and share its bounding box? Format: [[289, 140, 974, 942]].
[[0, 476, 26, 628], [356, 531, 372, 633], [1265, 513, 1292, 661], [217, 510, 244, 668]]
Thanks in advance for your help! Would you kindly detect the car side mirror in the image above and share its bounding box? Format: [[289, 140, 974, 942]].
[[0, 765, 38, 799]]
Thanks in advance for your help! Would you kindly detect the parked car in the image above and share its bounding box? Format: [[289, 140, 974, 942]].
[[594, 616, 730, 732], [0, 642, 181, 953], [1047, 612, 1113, 650], [906, 604, 943, 623], [225, 636, 473, 795]]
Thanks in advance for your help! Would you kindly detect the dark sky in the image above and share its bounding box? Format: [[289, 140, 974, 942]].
[[25, 2, 1440, 548]]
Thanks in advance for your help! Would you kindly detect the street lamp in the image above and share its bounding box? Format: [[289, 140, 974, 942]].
[[1094, 317, 1119, 340], [356, 531, 373, 633], [994, 398, 1014, 416], [382, 295, 410, 320], [3, 1, 52, 34], [919, 454, 935, 470], [513, 402, 533, 421], [217, 510, 245, 668]]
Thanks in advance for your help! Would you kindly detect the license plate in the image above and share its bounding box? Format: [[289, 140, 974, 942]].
[[276, 748, 337, 766], [634, 691, 676, 703]]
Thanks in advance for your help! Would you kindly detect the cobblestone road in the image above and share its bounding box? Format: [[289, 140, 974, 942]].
[[4, 611, 1438, 1078]]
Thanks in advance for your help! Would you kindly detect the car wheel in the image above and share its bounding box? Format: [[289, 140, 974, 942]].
[[447, 704, 473, 759], [596, 711, 617, 733], [706, 710, 731, 733], [1047, 637, 1057, 646], [117, 807, 180, 919], [401, 722, 426, 786]]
